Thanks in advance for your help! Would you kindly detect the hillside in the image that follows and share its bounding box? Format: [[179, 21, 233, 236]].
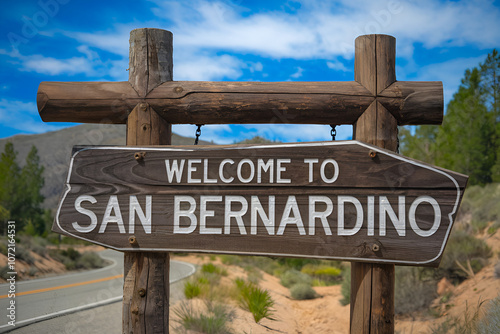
[[0, 124, 213, 210]]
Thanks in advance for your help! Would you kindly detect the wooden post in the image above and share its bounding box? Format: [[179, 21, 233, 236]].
[[123, 28, 173, 334], [351, 34, 397, 333]]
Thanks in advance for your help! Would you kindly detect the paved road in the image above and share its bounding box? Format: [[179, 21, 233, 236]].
[[0, 250, 195, 333]]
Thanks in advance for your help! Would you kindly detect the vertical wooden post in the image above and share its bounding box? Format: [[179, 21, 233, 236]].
[[351, 34, 397, 333], [123, 28, 173, 334]]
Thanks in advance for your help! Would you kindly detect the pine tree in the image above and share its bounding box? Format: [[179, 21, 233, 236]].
[[399, 125, 439, 164], [480, 49, 500, 181], [0, 143, 46, 234], [20, 146, 45, 234], [435, 67, 496, 185], [0, 142, 21, 233], [400, 50, 500, 186]]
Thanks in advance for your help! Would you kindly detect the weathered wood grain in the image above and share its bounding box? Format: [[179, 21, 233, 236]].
[[123, 28, 171, 334], [53, 142, 467, 266], [352, 34, 397, 334], [37, 80, 442, 125]]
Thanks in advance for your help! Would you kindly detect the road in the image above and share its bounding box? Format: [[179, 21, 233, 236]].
[[0, 250, 195, 333]]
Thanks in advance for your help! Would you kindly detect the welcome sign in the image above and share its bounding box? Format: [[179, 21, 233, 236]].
[[53, 141, 467, 267]]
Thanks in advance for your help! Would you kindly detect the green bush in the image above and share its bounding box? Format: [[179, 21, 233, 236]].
[[395, 266, 437, 314], [184, 281, 202, 299], [0, 265, 10, 280], [235, 279, 275, 323], [0, 240, 7, 256], [290, 283, 318, 300], [340, 266, 351, 306], [440, 229, 491, 283], [48, 248, 107, 271], [280, 269, 311, 288], [76, 252, 105, 269], [301, 264, 342, 285], [202, 263, 227, 276], [173, 300, 234, 334], [459, 183, 500, 231], [16, 244, 34, 264]]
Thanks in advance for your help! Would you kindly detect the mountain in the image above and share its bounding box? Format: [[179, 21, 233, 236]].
[[0, 124, 213, 210]]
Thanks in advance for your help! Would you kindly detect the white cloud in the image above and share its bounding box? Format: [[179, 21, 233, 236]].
[[290, 67, 304, 79], [326, 60, 350, 72], [174, 53, 245, 80], [149, 0, 500, 61], [0, 99, 61, 134]]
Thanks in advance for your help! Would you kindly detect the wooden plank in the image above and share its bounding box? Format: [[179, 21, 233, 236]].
[[52, 142, 467, 266], [371, 264, 395, 332], [350, 263, 372, 333], [36, 80, 443, 125], [355, 35, 376, 95], [352, 33, 397, 334], [123, 28, 172, 334]]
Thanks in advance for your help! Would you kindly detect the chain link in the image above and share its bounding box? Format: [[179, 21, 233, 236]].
[[194, 124, 203, 145], [330, 125, 337, 141]]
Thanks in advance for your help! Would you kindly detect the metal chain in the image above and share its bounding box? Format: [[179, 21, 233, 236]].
[[396, 126, 400, 154], [330, 125, 337, 141], [194, 124, 203, 145]]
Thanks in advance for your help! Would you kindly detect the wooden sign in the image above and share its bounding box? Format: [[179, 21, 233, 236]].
[[54, 141, 467, 267]]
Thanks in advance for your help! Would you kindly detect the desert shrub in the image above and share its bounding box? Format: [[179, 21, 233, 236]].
[[395, 266, 437, 314], [219, 255, 241, 266], [21, 235, 49, 257], [439, 229, 491, 283], [202, 263, 227, 276], [219, 255, 280, 275], [290, 283, 318, 300], [184, 281, 202, 299], [495, 261, 500, 279], [0, 265, 10, 280], [280, 269, 311, 288], [476, 296, 500, 333], [16, 244, 34, 264], [28, 266, 38, 276], [235, 279, 275, 323], [173, 300, 234, 334], [0, 240, 8, 256], [301, 264, 342, 285], [277, 257, 319, 270], [76, 252, 106, 269], [48, 248, 106, 270], [340, 266, 351, 306], [431, 300, 486, 334], [458, 183, 500, 231]]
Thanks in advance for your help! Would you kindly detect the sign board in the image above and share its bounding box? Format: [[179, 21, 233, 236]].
[[53, 141, 467, 267]]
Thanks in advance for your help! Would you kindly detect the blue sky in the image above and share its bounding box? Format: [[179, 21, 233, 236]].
[[1, 0, 499, 144]]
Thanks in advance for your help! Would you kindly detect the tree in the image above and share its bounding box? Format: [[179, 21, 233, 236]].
[[480, 49, 500, 181], [20, 146, 45, 234], [399, 50, 500, 186], [435, 67, 496, 185], [399, 125, 439, 164], [0, 143, 46, 234], [0, 142, 21, 233]]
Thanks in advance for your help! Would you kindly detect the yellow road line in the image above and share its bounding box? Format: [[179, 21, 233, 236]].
[[0, 274, 123, 299]]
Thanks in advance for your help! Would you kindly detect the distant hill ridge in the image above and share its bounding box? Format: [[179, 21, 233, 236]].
[[0, 124, 213, 210]]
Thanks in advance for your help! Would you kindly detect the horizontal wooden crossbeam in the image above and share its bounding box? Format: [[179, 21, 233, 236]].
[[37, 80, 442, 126]]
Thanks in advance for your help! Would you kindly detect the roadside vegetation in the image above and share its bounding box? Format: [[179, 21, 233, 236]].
[[0, 142, 108, 281]]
